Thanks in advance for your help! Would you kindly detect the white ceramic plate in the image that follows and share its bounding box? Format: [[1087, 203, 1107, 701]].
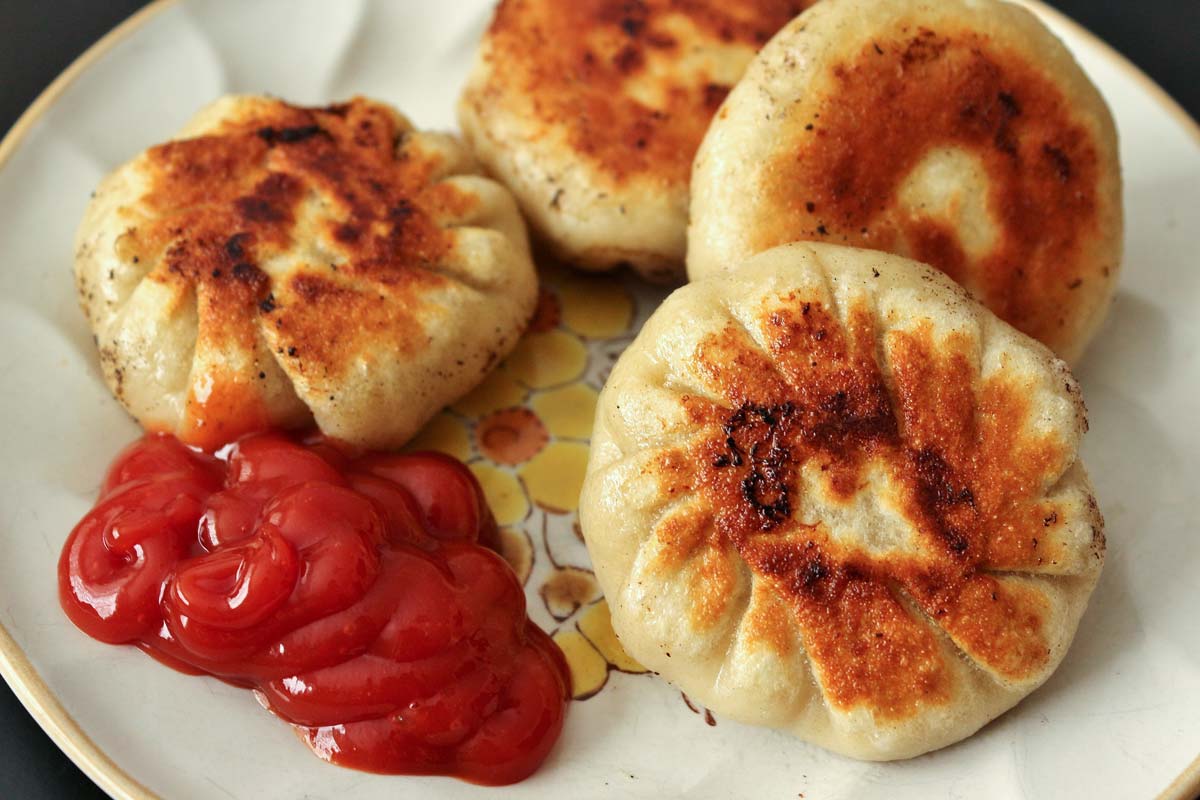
[[1, 1, 1198, 798]]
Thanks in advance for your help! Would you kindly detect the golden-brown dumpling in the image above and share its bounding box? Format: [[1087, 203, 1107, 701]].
[[458, 0, 815, 283], [75, 95, 536, 449], [688, 0, 1122, 362], [580, 242, 1104, 760]]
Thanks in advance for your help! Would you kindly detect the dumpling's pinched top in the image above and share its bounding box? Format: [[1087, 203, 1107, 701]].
[[581, 243, 1104, 760], [76, 96, 535, 449], [458, 0, 813, 281], [688, 0, 1122, 362]]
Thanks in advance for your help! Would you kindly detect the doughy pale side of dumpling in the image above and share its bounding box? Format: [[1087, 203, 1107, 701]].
[[76, 95, 536, 450], [581, 242, 1104, 760], [458, 0, 814, 283], [688, 0, 1121, 362]]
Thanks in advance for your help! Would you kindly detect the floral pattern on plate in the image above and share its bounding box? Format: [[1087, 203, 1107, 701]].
[[405, 261, 668, 699]]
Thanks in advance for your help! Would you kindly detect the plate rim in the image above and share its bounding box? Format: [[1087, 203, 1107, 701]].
[[0, 1, 1196, 798]]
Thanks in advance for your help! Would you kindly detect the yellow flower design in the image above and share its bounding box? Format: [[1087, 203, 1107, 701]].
[[519, 442, 590, 513], [540, 566, 601, 621], [469, 463, 528, 527], [531, 384, 598, 441], [451, 368, 526, 417], [555, 277, 634, 338], [502, 331, 588, 390], [498, 527, 533, 585], [552, 599, 648, 699], [406, 263, 657, 699], [478, 408, 548, 465], [405, 411, 470, 460]]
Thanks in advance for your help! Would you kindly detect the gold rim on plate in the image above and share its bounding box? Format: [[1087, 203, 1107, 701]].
[[0, 2, 1195, 799]]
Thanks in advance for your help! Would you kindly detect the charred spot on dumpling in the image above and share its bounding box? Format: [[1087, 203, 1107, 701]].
[[255, 124, 327, 146], [75, 95, 536, 450], [716, 401, 800, 529]]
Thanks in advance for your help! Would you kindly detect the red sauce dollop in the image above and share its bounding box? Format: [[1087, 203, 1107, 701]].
[[59, 432, 569, 785]]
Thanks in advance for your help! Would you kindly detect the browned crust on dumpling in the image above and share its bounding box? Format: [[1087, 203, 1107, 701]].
[[689, 0, 1122, 363], [753, 30, 1113, 354], [90, 97, 521, 449], [583, 244, 1104, 753], [646, 296, 1089, 717], [459, 0, 815, 278], [481, 0, 812, 188]]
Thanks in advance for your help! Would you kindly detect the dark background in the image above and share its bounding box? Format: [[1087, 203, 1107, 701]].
[[0, 1, 1196, 798]]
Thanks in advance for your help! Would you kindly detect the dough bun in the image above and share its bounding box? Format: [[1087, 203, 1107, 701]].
[[688, 0, 1122, 362], [459, 0, 814, 282], [581, 242, 1104, 760], [76, 95, 536, 449]]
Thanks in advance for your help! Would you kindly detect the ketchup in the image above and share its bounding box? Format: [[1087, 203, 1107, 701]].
[[59, 432, 569, 785]]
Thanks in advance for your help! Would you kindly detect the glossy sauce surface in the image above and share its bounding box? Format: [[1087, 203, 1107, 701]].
[[59, 433, 569, 785]]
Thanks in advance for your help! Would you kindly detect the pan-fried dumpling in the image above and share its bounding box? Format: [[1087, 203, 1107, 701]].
[[458, 0, 815, 283], [580, 242, 1104, 760], [75, 95, 536, 450], [688, 0, 1121, 362]]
